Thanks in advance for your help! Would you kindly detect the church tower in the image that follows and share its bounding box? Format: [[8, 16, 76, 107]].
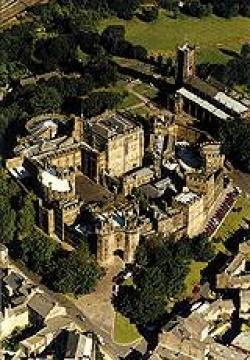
[[175, 43, 196, 86]]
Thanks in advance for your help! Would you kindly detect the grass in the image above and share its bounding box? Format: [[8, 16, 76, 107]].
[[184, 260, 207, 297], [214, 195, 250, 244], [113, 312, 141, 345], [133, 83, 158, 99], [96, 80, 141, 109], [100, 12, 250, 63]]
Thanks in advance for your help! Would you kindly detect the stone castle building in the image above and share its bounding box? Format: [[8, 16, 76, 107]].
[[6, 43, 245, 266]]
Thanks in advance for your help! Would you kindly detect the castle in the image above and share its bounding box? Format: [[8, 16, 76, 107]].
[[6, 44, 248, 267]]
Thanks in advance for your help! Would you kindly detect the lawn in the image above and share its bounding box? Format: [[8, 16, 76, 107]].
[[96, 80, 141, 109], [100, 12, 250, 63], [133, 82, 158, 99], [113, 312, 141, 345], [184, 260, 207, 297], [214, 195, 250, 244]]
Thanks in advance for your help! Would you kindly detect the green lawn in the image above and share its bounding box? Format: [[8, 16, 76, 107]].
[[113, 312, 141, 345], [100, 12, 250, 63], [133, 83, 158, 99], [184, 260, 207, 297], [96, 80, 141, 109], [214, 195, 250, 244]]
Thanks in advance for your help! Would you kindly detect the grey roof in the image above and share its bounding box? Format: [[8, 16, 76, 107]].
[[65, 332, 93, 359], [140, 184, 161, 199], [214, 92, 248, 115], [11, 295, 27, 307], [28, 292, 55, 318], [177, 87, 229, 120], [4, 271, 25, 292]]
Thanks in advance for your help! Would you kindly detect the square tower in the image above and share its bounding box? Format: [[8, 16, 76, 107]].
[[176, 43, 196, 86]]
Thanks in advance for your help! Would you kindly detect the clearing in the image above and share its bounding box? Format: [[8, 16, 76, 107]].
[[100, 12, 250, 63]]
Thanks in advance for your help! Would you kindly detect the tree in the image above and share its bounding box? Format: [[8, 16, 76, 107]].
[[52, 243, 102, 294], [28, 85, 62, 114], [140, 6, 159, 22], [217, 118, 250, 172], [241, 43, 250, 58], [0, 199, 16, 244], [67, 9, 97, 34], [212, 0, 240, 18], [17, 194, 35, 240], [158, 0, 179, 11], [115, 236, 191, 326], [21, 229, 57, 275], [101, 25, 126, 54], [0, 63, 8, 87], [109, 0, 140, 19], [190, 235, 215, 262], [239, 0, 250, 16]]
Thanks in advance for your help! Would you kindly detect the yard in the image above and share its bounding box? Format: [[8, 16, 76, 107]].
[[113, 312, 141, 345], [100, 12, 250, 63], [184, 260, 207, 298]]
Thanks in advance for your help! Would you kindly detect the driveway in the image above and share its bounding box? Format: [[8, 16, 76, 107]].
[[75, 256, 124, 335]]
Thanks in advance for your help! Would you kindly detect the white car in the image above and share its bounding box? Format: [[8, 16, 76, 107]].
[[98, 335, 106, 346]]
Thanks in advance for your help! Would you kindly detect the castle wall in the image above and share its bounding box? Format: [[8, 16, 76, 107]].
[[49, 148, 82, 170], [186, 196, 205, 238], [38, 202, 55, 237]]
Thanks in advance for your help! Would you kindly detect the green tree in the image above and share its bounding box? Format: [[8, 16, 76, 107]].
[[0, 199, 16, 244], [29, 85, 62, 115], [115, 236, 191, 325], [21, 229, 57, 274], [0, 63, 8, 87], [17, 194, 35, 240], [53, 243, 102, 294]]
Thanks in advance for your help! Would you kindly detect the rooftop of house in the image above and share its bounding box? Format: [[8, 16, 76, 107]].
[[182, 313, 209, 339], [65, 332, 94, 359], [225, 253, 246, 275], [217, 273, 250, 289], [209, 342, 248, 360], [140, 184, 162, 199], [28, 292, 56, 319], [231, 331, 250, 353], [3, 271, 25, 292], [75, 173, 112, 204], [124, 167, 154, 180], [193, 299, 235, 321], [240, 289, 250, 304]]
